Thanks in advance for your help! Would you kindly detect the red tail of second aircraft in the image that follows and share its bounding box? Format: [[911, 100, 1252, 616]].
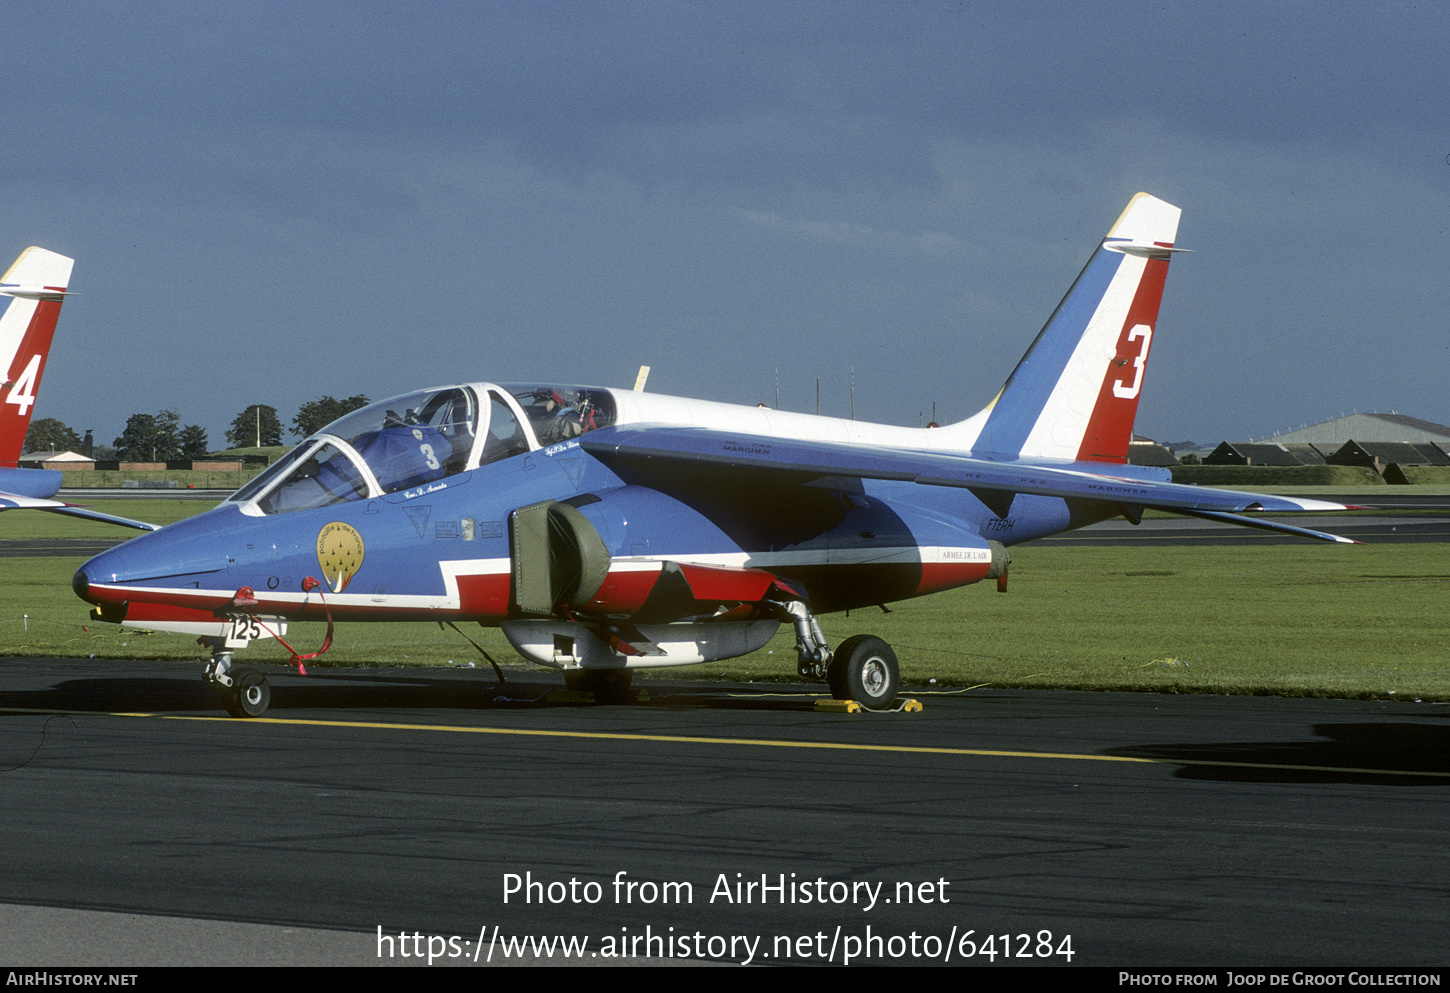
[[0, 247, 74, 467]]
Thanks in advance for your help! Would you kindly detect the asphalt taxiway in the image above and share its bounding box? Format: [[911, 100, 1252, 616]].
[[1, 658, 1446, 966]]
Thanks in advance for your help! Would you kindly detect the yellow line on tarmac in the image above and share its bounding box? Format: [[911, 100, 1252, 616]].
[[109, 712, 1450, 779]]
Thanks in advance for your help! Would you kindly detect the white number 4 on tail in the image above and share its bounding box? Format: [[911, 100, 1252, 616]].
[[4, 354, 42, 416]]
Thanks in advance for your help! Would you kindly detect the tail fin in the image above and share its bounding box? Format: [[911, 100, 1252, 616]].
[[968, 193, 1183, 462], [0, 247, 74, 467]]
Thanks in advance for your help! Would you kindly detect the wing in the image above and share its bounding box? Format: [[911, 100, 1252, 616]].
[[0, 491, 160, 531], [580, 425, 1361, 544]]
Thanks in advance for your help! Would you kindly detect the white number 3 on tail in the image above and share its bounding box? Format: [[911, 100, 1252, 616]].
[[1112, 325, 1152, 400]]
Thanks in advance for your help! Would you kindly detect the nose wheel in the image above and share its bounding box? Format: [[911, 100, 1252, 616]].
[[225, 668, 271, 718], [204, 650, 273, 718]]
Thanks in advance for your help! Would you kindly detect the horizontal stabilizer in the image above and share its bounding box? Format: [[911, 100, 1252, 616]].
[[1103, 241, 1192, 259], [0, 285, 70, 301]]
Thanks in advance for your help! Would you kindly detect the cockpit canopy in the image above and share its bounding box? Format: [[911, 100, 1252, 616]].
[[229, 384, 617, 515], [509, 384, 616, 446]]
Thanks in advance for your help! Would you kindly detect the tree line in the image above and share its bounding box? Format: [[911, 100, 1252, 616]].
[[21, 395, 372, 462]]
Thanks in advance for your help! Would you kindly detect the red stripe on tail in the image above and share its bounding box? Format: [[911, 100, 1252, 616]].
[[1074, 254, 1172, 463]]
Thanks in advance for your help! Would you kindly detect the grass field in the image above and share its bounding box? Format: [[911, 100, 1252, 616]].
[[58, 445, 288, 490], [59, 469, 266, 489], [2, 499, 1446, 701]]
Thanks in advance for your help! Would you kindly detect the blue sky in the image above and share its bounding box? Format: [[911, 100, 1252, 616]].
[[7, 1, 1446, 448]]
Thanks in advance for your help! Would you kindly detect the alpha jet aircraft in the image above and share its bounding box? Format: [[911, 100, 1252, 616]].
[[0, 246, 156, 530], [71, 194, 1356, 717]]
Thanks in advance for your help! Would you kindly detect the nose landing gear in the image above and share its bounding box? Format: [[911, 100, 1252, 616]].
[[203, 649, 272, 718]]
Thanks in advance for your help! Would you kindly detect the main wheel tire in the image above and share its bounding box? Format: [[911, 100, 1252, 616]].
[[224, 667, 271, 718], [564, 668, 635, 704], [827, 635, 899, 710]]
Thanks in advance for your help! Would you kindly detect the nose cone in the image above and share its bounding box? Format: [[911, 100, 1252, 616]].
[[73, 546, 130, 605], [72, 506, 241, 607]]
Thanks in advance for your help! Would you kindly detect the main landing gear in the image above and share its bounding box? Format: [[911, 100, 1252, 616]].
[[777, 600, 900, 710], [204, 649, 272, 718], [828, 635, 900, 709]]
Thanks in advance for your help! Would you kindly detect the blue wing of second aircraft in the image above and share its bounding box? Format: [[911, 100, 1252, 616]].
[[580, 425, 1360, 544], [0, 490, 159, 531]]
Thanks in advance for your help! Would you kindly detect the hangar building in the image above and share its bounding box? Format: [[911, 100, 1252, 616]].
[[1255, 412, 1450, 447]]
